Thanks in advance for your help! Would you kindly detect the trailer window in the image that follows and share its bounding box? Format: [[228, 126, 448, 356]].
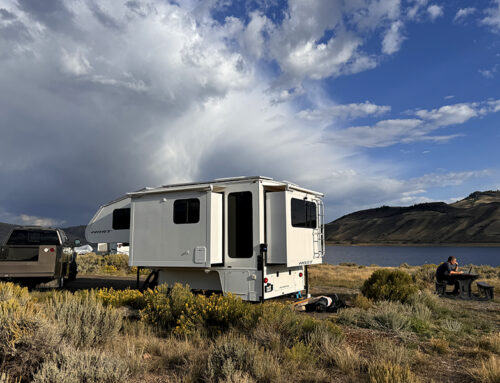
[[6, 230, 60, 245], [228, 192, 253, 258], [291, 199, 317, 228], [173, 199, 200, 224], [113, 208, 131, 230]]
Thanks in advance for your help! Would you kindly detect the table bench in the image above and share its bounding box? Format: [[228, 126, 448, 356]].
[[477, 282, 494, 300]]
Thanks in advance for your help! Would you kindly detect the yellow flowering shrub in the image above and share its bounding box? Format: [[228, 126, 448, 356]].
[[95, 288, 146, 309]]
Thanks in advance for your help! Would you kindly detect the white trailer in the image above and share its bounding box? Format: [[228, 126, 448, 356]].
[[86, 176, 325, 301]]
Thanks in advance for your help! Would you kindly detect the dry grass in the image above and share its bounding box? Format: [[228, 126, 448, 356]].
[[309, 264, 381, 290], [468, 355, 500, 383], [1, 260, 499, 383], [367, 361, 421, 383], [479, 332, 500, 354], [323, 344, 363, 374]]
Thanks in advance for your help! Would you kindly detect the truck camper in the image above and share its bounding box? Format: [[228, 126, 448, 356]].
[[86, 176, 325, 301]]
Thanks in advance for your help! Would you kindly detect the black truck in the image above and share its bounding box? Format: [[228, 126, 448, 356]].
[[0, 226, 78, 287]]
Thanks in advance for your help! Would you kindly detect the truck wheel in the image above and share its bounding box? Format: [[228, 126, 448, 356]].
[[68, 261, 78, 281]]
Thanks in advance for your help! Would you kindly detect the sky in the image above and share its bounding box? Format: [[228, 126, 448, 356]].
[[0, 0, 499, 227]]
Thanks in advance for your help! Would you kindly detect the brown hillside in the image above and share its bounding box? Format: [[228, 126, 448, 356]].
[[325, 191, 500, 245]]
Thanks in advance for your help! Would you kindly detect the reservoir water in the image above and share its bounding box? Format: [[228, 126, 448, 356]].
[[325, 246, 500, 267]]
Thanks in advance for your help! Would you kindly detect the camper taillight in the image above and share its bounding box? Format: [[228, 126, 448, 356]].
[[264, 278, 269, 283]]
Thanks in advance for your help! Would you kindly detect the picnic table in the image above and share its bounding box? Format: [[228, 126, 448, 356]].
[[448, 273, 479, 299]]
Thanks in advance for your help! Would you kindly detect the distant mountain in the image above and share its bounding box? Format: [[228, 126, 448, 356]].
[[325, 191, 500, 245], [0, 222, 89, 245], [0, 222, 16, 245]]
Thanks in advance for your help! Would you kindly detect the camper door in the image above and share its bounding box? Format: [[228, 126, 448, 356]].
[[129, 191, 222, 268], [266, 191, 323, 267]]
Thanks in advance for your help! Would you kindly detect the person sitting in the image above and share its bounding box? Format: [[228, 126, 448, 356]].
[[436, 256, 463, 294]]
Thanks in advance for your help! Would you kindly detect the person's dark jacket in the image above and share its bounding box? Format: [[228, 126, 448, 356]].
[[436, 262, 454, 281]]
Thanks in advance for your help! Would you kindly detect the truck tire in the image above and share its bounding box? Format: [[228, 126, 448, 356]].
[[68, 260, 78, 281]]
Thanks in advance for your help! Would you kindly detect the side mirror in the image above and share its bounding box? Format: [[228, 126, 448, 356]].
[[74, 239, 81, 246]]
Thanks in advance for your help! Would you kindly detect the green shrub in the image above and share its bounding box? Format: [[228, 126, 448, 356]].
[[323, 344, 363, 374], [362, 269, 418, 303], [338, 300, 433, 334], [370, 340, 413, 367], [0, 283, 30, 306], [76, 253, 131, 274], [46, 291, 122, 348], [33, 346, 130, 383], [0, 302, 60, 382], [95, 288, 146, 309], [413, 264, 437, 286], [203, 333, 258, 382], [141, 284, 261, 336], [284, 342, 316, 369]]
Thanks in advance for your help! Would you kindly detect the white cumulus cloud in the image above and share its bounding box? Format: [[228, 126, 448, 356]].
[[382, 20, 406, 54], [454, 7, 476, 23], [427, 4, 444, 21], [482, 0, 500, 31]]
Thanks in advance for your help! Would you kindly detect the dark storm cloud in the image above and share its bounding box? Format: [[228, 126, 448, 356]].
[[17, 0, 76, 33], [87, 1, 121, 30], [0, 8, 16, 20]]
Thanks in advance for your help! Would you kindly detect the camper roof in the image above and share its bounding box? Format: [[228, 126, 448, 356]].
[[97, 176, 323, 208], [126, 176, 324, 198]]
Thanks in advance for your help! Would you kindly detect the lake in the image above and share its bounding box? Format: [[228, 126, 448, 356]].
[[325, 246, 500, 267]]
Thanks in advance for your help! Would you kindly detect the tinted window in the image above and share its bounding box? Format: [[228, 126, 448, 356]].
[[291, 199, 317, 228], [6, 230, 60, 245], [173, 199, 200, 224], [113, 208, 131, 230], [228, 192, 253, 258]]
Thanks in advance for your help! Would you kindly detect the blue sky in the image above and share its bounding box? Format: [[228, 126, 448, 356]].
[[0, 0, 499, 226]]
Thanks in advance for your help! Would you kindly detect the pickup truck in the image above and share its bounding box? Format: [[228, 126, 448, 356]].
[[0, 226, 78, 287]]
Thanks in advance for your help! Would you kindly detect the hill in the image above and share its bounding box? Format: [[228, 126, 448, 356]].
[[325, 190, 500, 245], [0, 222, 89, 245]]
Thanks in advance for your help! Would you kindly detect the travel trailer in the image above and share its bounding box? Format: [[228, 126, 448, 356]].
[[86, 176, 325, 301]]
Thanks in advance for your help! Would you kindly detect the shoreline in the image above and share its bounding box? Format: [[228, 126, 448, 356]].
[[326, 242, 500, 247]]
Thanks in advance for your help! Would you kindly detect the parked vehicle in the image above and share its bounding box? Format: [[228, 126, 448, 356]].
[[0, 226, 78, 287], [86, 176, 325, 301]]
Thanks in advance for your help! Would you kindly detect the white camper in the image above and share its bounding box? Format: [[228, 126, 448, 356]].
[[86, 176, 325, 301]]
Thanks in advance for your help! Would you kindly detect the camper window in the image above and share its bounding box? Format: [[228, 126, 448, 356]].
[[113, 208, 131, 230], [291, 199, 317, 228], [173, 198, 200, 224], [228, 192, 253, 258]]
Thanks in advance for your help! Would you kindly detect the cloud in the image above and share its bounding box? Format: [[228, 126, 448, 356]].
[[0, 0, 496, 225], [454, 7, 476, 23], [427, 4, 444, 21], [18, 214, 65, 227], [479, 65, 498, 78], [382, 20, 406, 54], [482, 0, 500, 31], [0, 209, 65, 227], [414, 103, 479, 126], [297, 101, 391, 122], [326, 100, 500, 148]]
